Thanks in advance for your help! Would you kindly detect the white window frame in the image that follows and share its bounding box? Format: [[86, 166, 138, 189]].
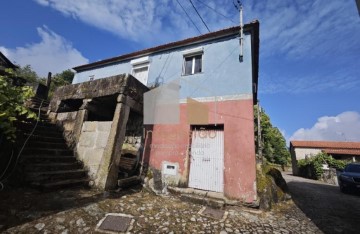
[[130, 56, 150, 85], [182, 47, 204, 76]]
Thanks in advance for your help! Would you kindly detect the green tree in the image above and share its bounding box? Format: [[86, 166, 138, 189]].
[[0, 70, 36, 141], [46, 69, 74, 98], [254, 106, 290, 165], [15, 65, 40, 83]]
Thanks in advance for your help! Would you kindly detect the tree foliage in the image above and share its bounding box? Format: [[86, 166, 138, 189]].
[[254, 106, 290, 165], [298, 152, 347, 179], [0, 70, 36, 141], [14, 65, 40, 83], [47, 69, 74, 98]]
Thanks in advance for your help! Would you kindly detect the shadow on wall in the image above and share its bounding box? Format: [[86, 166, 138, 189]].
[[287, 180, 360, 234]]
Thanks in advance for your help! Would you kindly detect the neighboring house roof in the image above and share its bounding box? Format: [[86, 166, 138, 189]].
[[72, 20, 260, 102], [323, 149, 360, 156], [0, 51, 18, 70], [290, 141, 360, 156]]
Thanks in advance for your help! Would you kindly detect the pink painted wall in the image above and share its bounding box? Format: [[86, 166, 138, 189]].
[[146, 99, 256, 202]]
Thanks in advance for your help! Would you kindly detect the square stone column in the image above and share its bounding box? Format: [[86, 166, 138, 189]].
[[95, 94, 130, 190], [73, 99, 91, 144]]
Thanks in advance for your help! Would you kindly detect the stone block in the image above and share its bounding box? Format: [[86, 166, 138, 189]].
[[63, 121, 75, 132], [76, 146, 86, 161], [97, 121, 112, 132], [79, 132, 96, 147], [86, 148, 104, 165], [56, 113, 69, 121], [95, 131, 111, 149], [83, 121, 97, 132], [56, 111, 77, 121], [48, 112, 57, 121]]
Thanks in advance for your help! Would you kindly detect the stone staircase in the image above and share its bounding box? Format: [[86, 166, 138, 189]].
[[18, 97, 89, 190]]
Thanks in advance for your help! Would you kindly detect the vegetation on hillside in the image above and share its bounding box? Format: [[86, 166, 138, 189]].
[[0, 66, 74, 140], [0, 70, 36, 141], [254, 106, 290, 165]]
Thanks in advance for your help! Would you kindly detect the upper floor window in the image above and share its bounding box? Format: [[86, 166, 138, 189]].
[[184, 55, 202, 75], [131, 56, 150, 85], [182, 47, 203, 76]]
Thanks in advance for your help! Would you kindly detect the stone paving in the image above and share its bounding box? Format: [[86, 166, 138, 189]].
[[0, 185, 321, 233]]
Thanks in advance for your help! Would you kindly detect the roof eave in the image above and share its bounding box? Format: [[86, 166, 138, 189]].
[[73, 21, 259, 72]]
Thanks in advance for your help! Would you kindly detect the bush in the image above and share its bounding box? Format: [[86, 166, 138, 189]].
[[0, 71, 36, 141], [298, 152, 347, 179]]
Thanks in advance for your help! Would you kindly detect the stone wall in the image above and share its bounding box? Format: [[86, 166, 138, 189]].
[[321, 168, 339, 185], [77, 121, 112, 180], [52, 111, 78, 147]]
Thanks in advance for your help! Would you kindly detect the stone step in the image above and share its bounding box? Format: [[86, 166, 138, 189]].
[[28, 107, 48, 114], [20, 120, 56, 128], [27, 141, 68, 149], [25, 134, 65, 143], [29, 97, 49, 104], [26, 169, 87, 182], [18, 123, 59, 132], [21, 155, 78, 163], [118, 176, 141, 188], [22, 148, 73, 156], [179, 194, 225, 209], [22, 130, 63, 138], [35, 178, 90, 190], [25, 162, 83, 172]]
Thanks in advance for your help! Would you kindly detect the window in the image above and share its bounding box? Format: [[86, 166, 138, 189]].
[[132, 64, 149, 85], [131, 56, 150, 85], [182, 47, 203, 76], [184, 55, 202, 75]]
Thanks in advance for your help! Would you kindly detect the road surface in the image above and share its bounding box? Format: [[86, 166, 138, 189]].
[[283, 172, 360, 234]]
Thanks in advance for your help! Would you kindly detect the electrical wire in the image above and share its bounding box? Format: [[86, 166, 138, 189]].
[[175, 0, 202, 35], [188, 0, 211, 32], [0, 99, 44, 190], [194, 0, 236, 23]]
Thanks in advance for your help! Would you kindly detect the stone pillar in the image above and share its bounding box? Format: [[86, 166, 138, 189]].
[[96, 94, 130, 190], [73, 99, 91, 144]]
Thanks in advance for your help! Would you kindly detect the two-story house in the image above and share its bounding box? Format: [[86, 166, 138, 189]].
[[67, 20, 259, 203]]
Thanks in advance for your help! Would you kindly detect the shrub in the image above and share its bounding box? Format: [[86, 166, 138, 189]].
[[0, 71, 36, 141], [298, 152, 347, 179]]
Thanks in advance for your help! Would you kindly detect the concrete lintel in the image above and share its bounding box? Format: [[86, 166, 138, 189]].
[[96, 102, 130, 190]]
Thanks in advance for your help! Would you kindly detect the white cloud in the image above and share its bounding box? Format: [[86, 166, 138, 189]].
[[290, 111, 360, 142], [0, 26, 88, 77], [33, 0, 236, 44]]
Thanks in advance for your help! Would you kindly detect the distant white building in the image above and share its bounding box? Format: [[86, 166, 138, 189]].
[[290, 141, 360, 175]]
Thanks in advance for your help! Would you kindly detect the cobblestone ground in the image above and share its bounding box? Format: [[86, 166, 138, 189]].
[[0, 186, 320, 233]]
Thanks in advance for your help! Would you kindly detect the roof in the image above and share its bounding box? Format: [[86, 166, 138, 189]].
[[0, 51, 18, 69], [290, 141, 360, 150], [73, 21, 259, 72], [323, 149, 360, 156], [73, 20, 259, 103]]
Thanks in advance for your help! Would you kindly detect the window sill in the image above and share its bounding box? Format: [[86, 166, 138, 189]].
[[181, 72, 204, 77]]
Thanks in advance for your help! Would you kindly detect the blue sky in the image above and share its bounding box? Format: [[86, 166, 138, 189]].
[[1, 0, 359, 143]]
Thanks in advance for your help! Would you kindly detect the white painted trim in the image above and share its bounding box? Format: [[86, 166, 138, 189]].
[[182, 46, 204, 56], [130, 56, 150, 66]]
